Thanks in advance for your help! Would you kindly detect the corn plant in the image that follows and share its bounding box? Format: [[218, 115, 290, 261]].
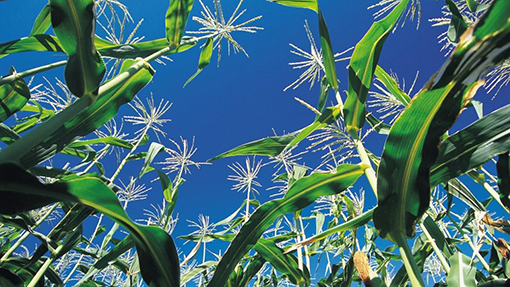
[[0, 0, 509, 286]]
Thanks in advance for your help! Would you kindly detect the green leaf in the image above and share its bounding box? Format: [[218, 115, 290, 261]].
[[207, 164, 366, 287], [317, 77, 330, 114], [431, 104, 510, 186], [68, 136, 133, 149], [497, 153, 510, 209], [0, 164, 180, 287], [254, 238, 310, 286], [374, 0, 510, 240], [447, 252, 476, 287], [0, 78, 30, 123], [166, 0, 194, 48], [446, 178, 485, 212], [268, 0, 318, 12], [140, 142, 165, 177], [1, 257, 63, 286], [14, 59, 154, 169], [318, 11, 338, 91], [445, 0, 468, 44], [466, 0, 489, 13], [30, 4, 51, 36], [0, 35, 63, 58], [343, 0, 409, 137], [374, 65, 411, 106], [238, 256, 266, 287], [287, 105, 341, 148], [49, 0, 106, 98], [184, 37, 214, 87], [209, 131, 299, 161], [287, 208, 374, 253], [0, 268, 23, 287], [181, 261, 216, 286]]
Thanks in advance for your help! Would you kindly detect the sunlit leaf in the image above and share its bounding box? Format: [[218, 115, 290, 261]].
[[166, 0, 194, 48], [0, 78, 30, 123], [0, 164, 180, 287], [30, 4, 51, 36], [209, 131, 299, 161], [374, 0, 510, 242], [288, 105, 341, 148], [49, 0, 105, 98], [184, 37, 214, 87], [431, 104, 510, 186], [343, 0, 409, 137], [447, 252, 476, 287], [207, 164, 366, 287]]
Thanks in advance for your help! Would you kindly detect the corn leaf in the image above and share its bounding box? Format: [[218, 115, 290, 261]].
[[184, 37, 213, 87], [0, 268, 23, 287], [209, 131, 299, 161], [0, 163, 180, 287], [374, 65, 411, 106], [166, 0, 194, 48], [15, 59, 154, 168], [0, 35, 63, 57], [447, 252, 476, 287], [287, 105, 341, 148], [268, 0, 318, 12], [431, 104, 510, 186], [254, 238, 310, 286], [207, 164, 366, 287], [1, 257, 63, 286], [30, 4, 51, 36], [49, 0, 105, 98], [446, 0, 468, 44], [318, 11, 338, 90], [374, 0, 510, 241], [343, 0, 409, 137], [497, 153, 510, 209], [238, 256, 266, 287], [0, 78, 30, 123], [68, 136, 133, 149]]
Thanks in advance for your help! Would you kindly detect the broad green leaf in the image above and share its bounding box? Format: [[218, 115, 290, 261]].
[[374, 65, 411, 106], [0, 164, 180, 287], [318, 11, 338, 91], [68, 136, 133, 149], [374, 0, 510, 241], [0, 268, 23, 287], [268, 0, 318, 12], [10, 59, 153, 169], [0, 78, 30, 123], [166, 0, 194, 48], [207, 164, 366, 287], [209, 131, 299, 161], [30, 4, 51, 35], [184, 37, 214, 87], [287, 105, 341, 148], [254, 238, 310, 286], [497, 153, 510, 209], [431, 104, 510, 186], [343, 0, 409, 137], [447, 252, 476, 287], [422, 216, 454, 258], [50, 0, 106, 98], [0, 35, 63, 58], [445, 0, 468, 44]]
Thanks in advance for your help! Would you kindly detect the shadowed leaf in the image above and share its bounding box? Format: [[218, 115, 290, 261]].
[[49, 0, 105, 98], [0, 78, 30, 123]]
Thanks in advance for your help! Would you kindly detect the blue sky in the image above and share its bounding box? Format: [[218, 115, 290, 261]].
[[1, 0, 509, 285]]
